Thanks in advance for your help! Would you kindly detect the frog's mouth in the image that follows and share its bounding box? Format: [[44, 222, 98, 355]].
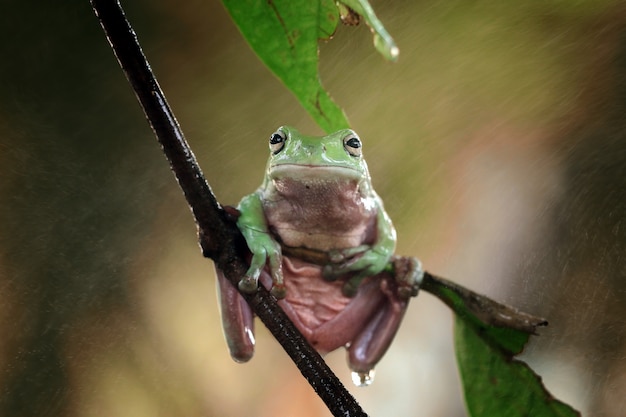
[[269, 164, 364, 182]]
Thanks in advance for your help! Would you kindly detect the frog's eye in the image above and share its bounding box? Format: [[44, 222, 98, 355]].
[[269, 130, 287, 154], [343, 134, 362, 157]]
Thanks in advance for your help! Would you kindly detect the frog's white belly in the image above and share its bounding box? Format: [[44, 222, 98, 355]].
[[263, 177, 378, 251], [274, 228, 370, 252]]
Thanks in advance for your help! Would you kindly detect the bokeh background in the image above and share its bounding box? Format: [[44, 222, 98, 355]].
[[1, 0, 625, 416]]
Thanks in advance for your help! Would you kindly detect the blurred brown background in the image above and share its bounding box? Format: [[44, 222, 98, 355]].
[[1, 0, 625, 416]]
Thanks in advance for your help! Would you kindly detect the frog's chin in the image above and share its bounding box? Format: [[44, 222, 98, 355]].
[[269, 163, 364, 182]]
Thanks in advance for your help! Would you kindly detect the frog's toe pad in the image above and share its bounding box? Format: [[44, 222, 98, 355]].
[[342, 281, 359, 298], [393, 256, 424, 299], [238, 277, 259, 294], [270, 283, 287, 299], [322, 265, 340, 281]]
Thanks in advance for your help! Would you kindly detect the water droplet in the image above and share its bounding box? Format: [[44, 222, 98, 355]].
[[389, 45, 399, 60], [373, 34, 399, 62], [351, 369, 375, 387]]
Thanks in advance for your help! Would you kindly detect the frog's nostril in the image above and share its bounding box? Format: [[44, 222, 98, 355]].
[[303, 145, 316, 156]]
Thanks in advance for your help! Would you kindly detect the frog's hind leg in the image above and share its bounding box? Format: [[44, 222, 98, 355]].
[[346, 276, 410, 386], [346, 257, 423, 384], [216, 267, 255, 363]]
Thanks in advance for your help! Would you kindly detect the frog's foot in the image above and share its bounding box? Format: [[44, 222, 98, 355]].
[[392, 256, 424, 299], [239, 248, 286, 298], [239, 273, 286, 299], [324, 246, 394, 296]]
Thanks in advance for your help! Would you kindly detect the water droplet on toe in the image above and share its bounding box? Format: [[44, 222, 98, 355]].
[[351, 369, 375, 387]]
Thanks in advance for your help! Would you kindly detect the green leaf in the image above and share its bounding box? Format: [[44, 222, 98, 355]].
[[221, 0, 348, 132], [455, 317, 580, 417], [221, 0, 398, 132], [421, 273, 581, 417]]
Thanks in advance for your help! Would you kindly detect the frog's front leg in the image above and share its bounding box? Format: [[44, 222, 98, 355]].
[[324, 203, 397, 296], [237, 192, 286, 298]]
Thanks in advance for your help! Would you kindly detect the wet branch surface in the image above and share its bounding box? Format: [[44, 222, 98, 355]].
[[90, 0, 367, 416]]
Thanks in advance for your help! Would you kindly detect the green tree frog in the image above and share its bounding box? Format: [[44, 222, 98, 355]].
[[215, 126, 423, 386]]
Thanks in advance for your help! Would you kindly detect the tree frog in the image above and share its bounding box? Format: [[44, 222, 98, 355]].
[[215, 126, 423, 386]]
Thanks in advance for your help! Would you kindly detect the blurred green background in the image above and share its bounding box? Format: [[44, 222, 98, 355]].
[[1, 0, 625, 416]]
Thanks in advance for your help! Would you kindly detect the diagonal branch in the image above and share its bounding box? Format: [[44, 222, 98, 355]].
[[89, 1, 367, 416]]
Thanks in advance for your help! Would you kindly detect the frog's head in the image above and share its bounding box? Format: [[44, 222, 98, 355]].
[[263, 126, 371, 191]]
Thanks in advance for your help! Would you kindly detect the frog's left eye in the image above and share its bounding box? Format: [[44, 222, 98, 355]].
[[343, 134, 362, 157], [269, 130, 287, 154]]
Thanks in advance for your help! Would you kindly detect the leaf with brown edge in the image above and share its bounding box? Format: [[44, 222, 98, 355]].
[[422, 273, 580, 417]]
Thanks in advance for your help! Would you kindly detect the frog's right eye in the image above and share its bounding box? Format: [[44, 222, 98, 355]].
[[269, 130, 287, 154], [343, 133, 362, 157]]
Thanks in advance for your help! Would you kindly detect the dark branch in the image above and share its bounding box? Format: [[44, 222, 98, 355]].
[[89, 1, 367, 416]]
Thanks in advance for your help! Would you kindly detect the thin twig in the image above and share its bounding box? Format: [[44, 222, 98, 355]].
[[89, 1, 367, 415]]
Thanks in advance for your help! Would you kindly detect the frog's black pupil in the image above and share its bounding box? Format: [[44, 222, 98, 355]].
[[270, 133, 284, 144], [346, 138, 361, 148]]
